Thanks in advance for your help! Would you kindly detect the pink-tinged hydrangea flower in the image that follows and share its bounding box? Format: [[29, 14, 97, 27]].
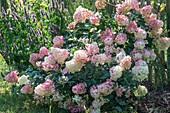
[[34, 79, 55, 96], [74, 50, 89, 63], [73, 6, 93, 23], [125, 0, 139, 11], [72, 83, 87, 94], [134, 28, 147, 39], [51, 47, 69, 64], [153, 37, 170, 51], [68, 22, 76, 30], [44, 55, 56, 65], [104, 45, 115, 53], [91, 53, 111, 66], [134, 38, 145, 50], [147, 20, 164, 30], [4, 70, 19, 83], [144, 13, 157, 22], [90, 16, 100, 26], [95, 0, 106, 9], [115, 50, 126, 63], [85, 42, 99, 55], [65, 59, 83, 73], [135, 59, 147, 66], [125, 21, 137, 33], [116, 3, 130, 14], [149, 28, 163, 39], [39, 47, 48, 58], [103, 36, 114, 46], [109, 65, 123, 81], [100, 28, 114, 42], [29, 53, 40, 66], [140, 5, 152, 17], [115, 33, 127, 45], [114, 14, 129, 26], [20, 84, 33, 94], [41, 61, 59, 72], [53, 36, 64, 47], [116, 86, 126, 97], [149, 50, 156, 61], [66, 100, 85, 113], [92, 97, 108, 109], [90, 85, 100, 99], [132, 65, 149, 81], [133, 52, 143, 62], [97, 79, 114, 96], [120, 56, 132, 70]]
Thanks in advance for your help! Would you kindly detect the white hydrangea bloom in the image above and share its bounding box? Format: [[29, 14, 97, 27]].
[[18, 75, 30, 85], [109, 66, 123, 81], [134, 85, 148, 97], [132, 66, 149, 81]]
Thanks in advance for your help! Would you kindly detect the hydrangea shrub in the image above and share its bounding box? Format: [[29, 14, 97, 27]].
[[3, 0, 170, 112]]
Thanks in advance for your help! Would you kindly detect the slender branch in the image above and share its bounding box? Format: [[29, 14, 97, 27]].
[[161, 30, 170, 36]]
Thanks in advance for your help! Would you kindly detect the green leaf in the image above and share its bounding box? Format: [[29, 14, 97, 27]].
[[115, 106, 122, 112]]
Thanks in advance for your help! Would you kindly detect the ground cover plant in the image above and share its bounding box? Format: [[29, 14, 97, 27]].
[[0, 0, 170, 113]]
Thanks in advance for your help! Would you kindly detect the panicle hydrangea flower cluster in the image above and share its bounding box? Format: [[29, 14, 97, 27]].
[[65, 59, 83, 73], [90, 79, 114, 98], [74, 50, 89, 63], [116, 86, 126, 97], [120, 55, 132, 70], [134, 28, 147, 39], [140, 5, 152, 17], [90, 16, 100, 26], [73, 6, 93, 23], [85, 42, 99, 55], [5, 70, 19, 83], [115, 33, 127, 45], [18, 75, 30, 85], [114, 14, 129, 26], [91, 53, 112, 66], [147, 20, 164, 30], [144, 13, 157, 22], [116, 0, 139, 14], [68, 22, 76, 30], [29, 47, 48, 66], [109, 65, 123, 81], [39, 47, 48, 58], [132, 59, 149, 82], [72, 83, 87, 94], [66, 100, 85, 113], [115, 50, 126, 63], [104, 45, 115, 54], [134, 85, 148, 97], [34, 79, 55, 96], [51, 47, 69, 64], [142, 49, 156, 63], [125, 21, 137, 33], [52, 91, 65, 102], [53, 36, 64, 47], [100, 28, 115, 44], [95, 0, 106, 9], [152, 37, 170, 51], [20, 84, 33, 94], [29, 53, 40, 66], [134, 38, 146, 50], [66, 50, 89, 73]]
